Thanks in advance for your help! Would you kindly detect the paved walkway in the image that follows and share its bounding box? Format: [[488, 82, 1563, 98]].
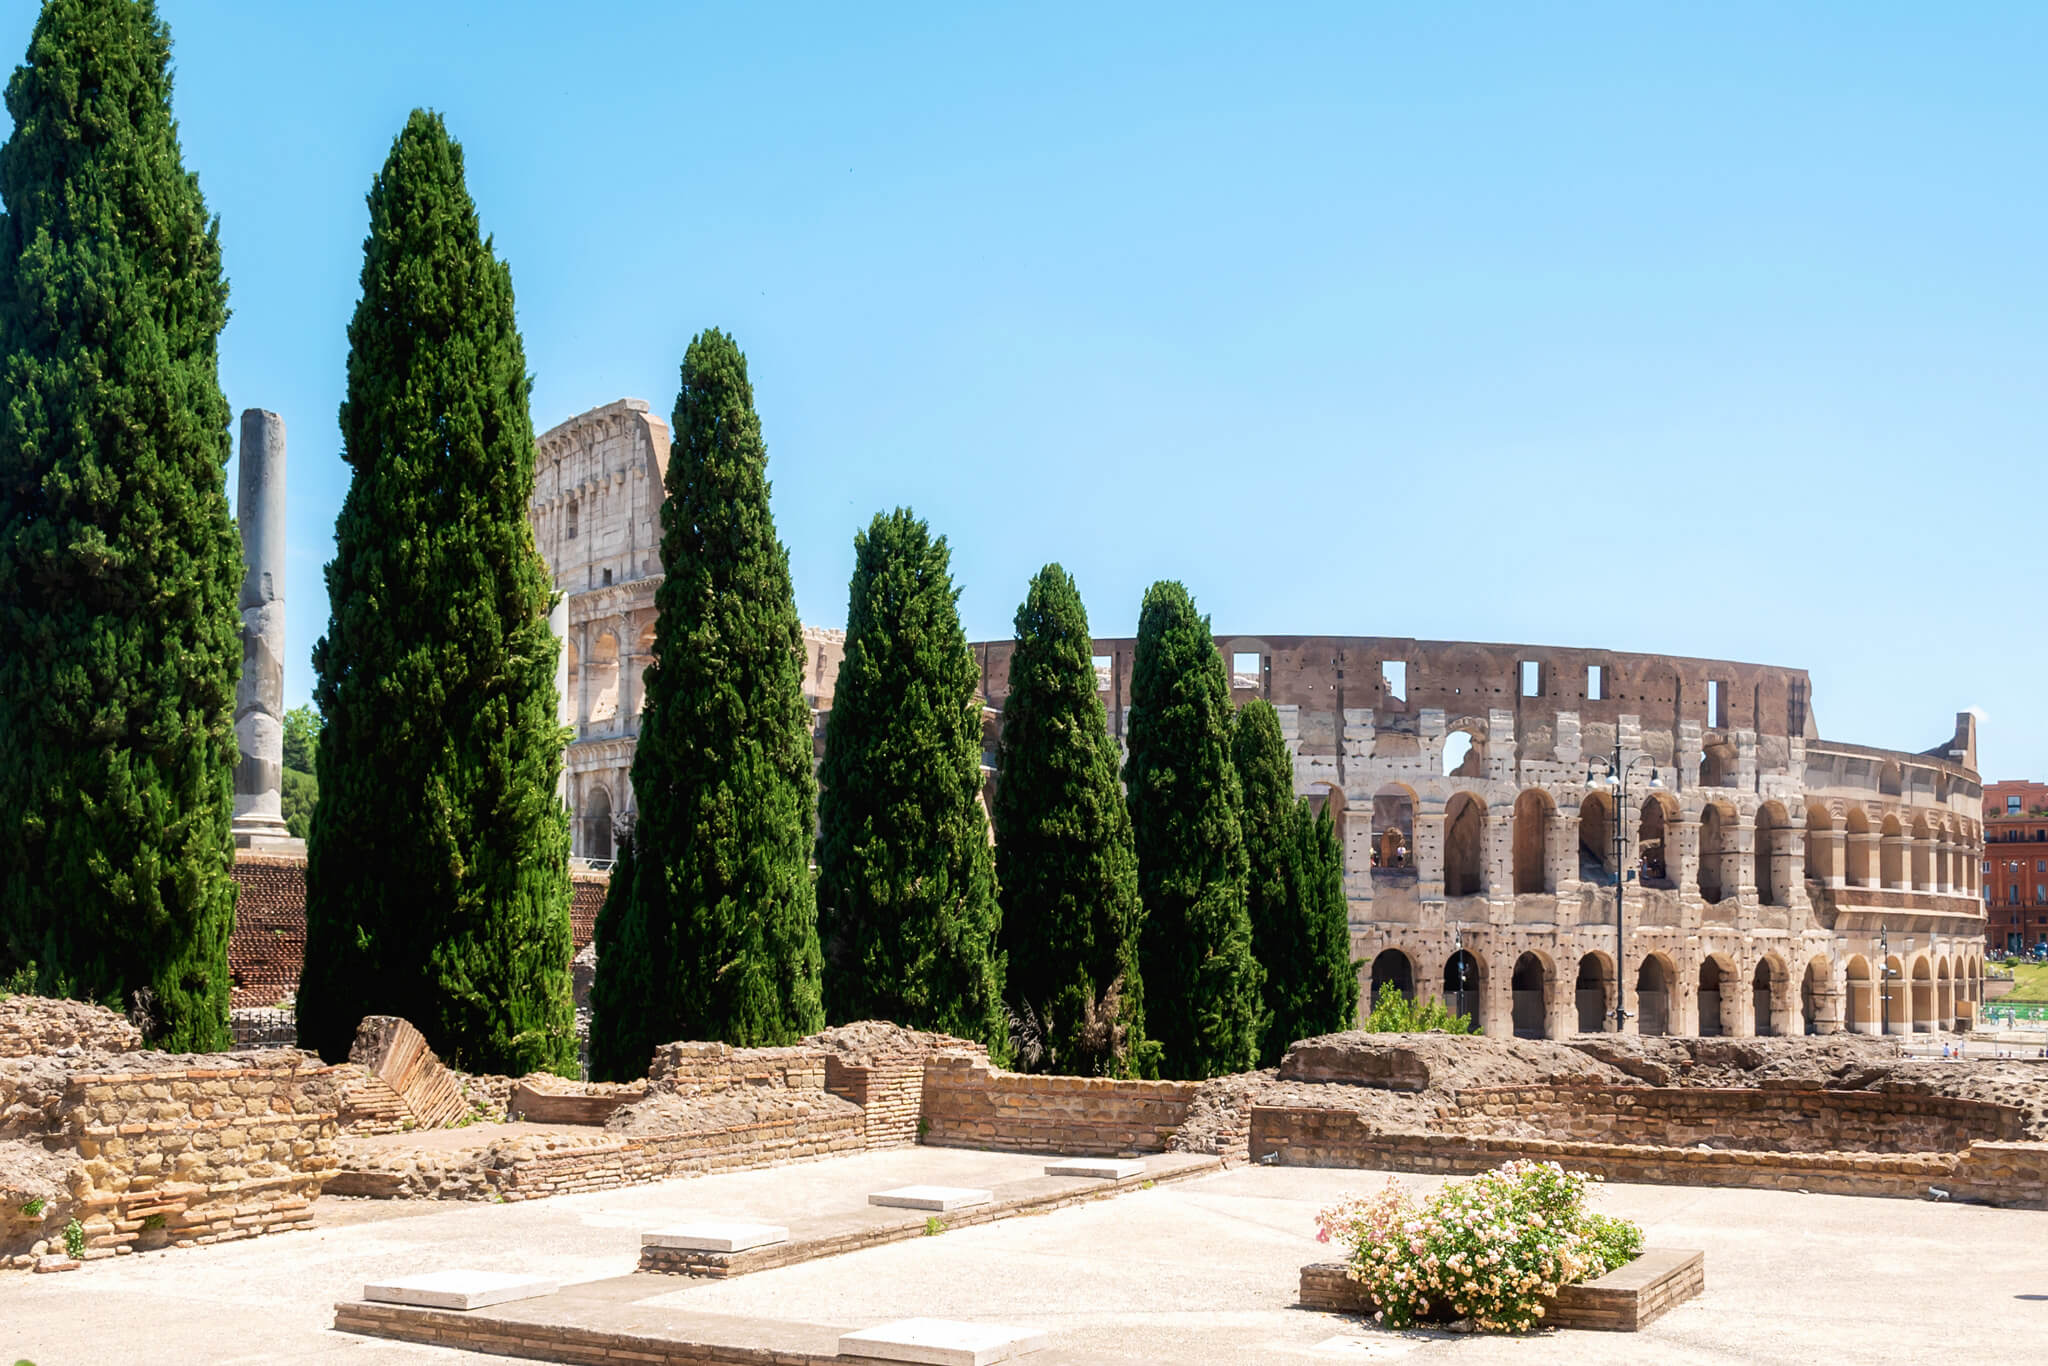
[[3, 1147, 2042, 1364]]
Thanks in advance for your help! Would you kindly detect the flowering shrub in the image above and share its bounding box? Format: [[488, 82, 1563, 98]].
[[1314, 1161, 1643, 1333]]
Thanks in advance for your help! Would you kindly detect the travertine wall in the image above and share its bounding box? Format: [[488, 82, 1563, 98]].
[[647, 1042, 828, 1094], [0, 995, 140, 1057]]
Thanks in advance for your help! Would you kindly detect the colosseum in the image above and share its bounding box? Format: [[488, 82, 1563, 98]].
[[969, 635, 1988, 1041], [533, 399, 1987, 1043]]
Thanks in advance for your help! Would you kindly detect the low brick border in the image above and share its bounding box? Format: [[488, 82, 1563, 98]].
[[1299, 1247, 1705, 1332], [334, 1299, 837, 1366], [639, 1154, 1223, 1276]]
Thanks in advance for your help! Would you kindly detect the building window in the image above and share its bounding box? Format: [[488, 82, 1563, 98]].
[[567, 500, 579, 539], [601, 568, 612, 586], [2010, 795, 2023, 813], [2011, 887, 2022, 905]]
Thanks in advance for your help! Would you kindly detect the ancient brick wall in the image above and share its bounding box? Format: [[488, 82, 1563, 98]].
[[646, 1042, 829, 1094], [1443, 1084, 2024, 1154], [3, 1050, 339, 1268], [228, 854, 308, 1007], [918, 1054, 1201, 1156], [825, 1058, 924, 1148], [343, 1016, 472, 1130]]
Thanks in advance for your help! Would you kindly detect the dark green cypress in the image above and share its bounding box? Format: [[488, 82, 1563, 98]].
[[298, 111, 574, 1076], [1125, 582, 1260, 1079], [1296, 800, 1360, 1036], [1232, 699, 1293, 1065], [816, 510, 1006, 1052], [587, 329, 824, 1079], [0, 0, 237, 1049], [992, 565, 1151, 1077]]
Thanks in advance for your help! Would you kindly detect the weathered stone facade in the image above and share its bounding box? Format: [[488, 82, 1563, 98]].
[[530, 399, 846, 862], [970, 635, 1989, 1039]]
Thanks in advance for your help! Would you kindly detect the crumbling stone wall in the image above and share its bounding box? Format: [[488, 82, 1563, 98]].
[[919, 1054, 1202, 1156], [0, 996, 141, 1058]]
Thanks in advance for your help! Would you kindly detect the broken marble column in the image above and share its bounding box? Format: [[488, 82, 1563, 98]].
[[232, 409, 294, 848]]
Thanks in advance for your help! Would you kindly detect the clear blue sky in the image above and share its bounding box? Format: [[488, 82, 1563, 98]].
[[8, 3, 2042, 777]]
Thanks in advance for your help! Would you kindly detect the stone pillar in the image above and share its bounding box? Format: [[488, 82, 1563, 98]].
[[1550, 810, 1581, 897], [1671, 817, 1702, 916], [1882, 833, 1910, 892], [1812, 972, 1844, 1035], [231, 410, 293, 848], [1415, 810, 1446, 903], [1934, 841, 1955, 895], [550, 595, 570, 805], [1824, 830, 1848, 888], [1850, 832, 1882, 889], [576, 620, 592, 733]]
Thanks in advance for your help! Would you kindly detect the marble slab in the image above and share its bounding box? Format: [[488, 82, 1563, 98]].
[[838, 1317, 1049, 1365], [868, 1185, 994, 1213], [1043, 1158, 1146, 1180], [362, 1270, 558, 1311], [640, 1222, 790, 1253]]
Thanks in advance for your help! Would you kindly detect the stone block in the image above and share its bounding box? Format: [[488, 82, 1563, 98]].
[[362, 1270, 559, 1311], [869, 1185, 994, 1212], [1043, 1158, 1145, 1180], [639, 1221, 788, 1252], [838, 1317, 1048, 1365]]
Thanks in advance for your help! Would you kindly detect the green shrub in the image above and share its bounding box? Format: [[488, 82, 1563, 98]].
[[62, 1218, 84, 1259], [1361, 981, 1473, 1034], [17, 1196, 44, 1218]]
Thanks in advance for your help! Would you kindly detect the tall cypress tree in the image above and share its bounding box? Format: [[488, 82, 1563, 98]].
[[1233, 700, 1293, 1065], [0, 0, 238, 1049], [1125, 582, 1260, 1079], [587, 329, 824, 1079], [992, 565, 1150, 1077], [298, 111, 575, 1076], [816, 510, 1006, 1052], [1295, 800, 1360, 1038]]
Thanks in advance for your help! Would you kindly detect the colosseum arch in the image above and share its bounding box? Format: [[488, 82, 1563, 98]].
[[1373, 782, 1416, 869], [1443, 792, 1486, 897], [1936, 955, 1953, 1031], [1369, 948, 1416, 1003], [1879, 814, 1905, 889], [1700, 737, 1738, 788], [1755, 801, 1789, 907], [1443, 948, 1484, 1027], [1801, 954, 1836, 1034], [1910, 956, 1934, 1033], [1575, 952, 1614, 1032], [1635, 953, 1676, 1035], [1442, 718, 1487, 779], [1512, 788, 1556, 894], [1844, 955, 1875, 1033], [1698, 801, 1736, 904], [1638, 791, 1678, 886], [1844, 807, 1873, 887], [1910, 814, 1934, 891], [587, 628, 622, 724], [1579, 789, 1616, 883], [582, 782, 614, 861], [1753, 954, 1790, 1035], [1803, 803, 1836, 886], [1698, 953, 1741, 1036], [1511, 951, 1553, 1039]]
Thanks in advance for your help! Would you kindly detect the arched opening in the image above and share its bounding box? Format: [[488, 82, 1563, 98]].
[[1635, 956, 1671, 1036], [1755, 803, 1785, 907], [1844, 808, 1872, 887], [1699, 803, 1732, 904], [588, 630, 622, 725], [1442, 726, 1484, 778], [1752, 958, 1781, 1036], [1879, 762, 1902, 797], [1845, 955, 1874, 1034], [1512, 789, 1555, 894], [1511, 952, 1548, 1038], [1369, 949, 1415, 1003], [1443, 793, 1486, 897], [1372, 784, 1415, 870], [1638, 793, 1676, 887], [1579, 791, 1615, 884], [1936, 955, 1953, 1030], [1700, 738, 1737, 788], [1910, 816, 1933, 891], [1882, 955, 1906, 1034], [584, 784, 614, 862], [1803, 804, 1835, 886], [1801, 955, 1832, 1035], [1443, 951, 1483, 1026], [1576, 954, 1612, 1032], [1699, 956, 1729, 1036], [1880, 815, 1904, 889], [1911, 957, 1934, 1033]]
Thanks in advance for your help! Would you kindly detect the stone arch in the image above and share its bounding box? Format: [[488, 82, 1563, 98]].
[[1635, 953, 1675, 1036], [1753, 953, 1788, 1036], [1512, 788, 1556, 894], [1575, 952, 1613, 1032], [588, 628, 622, 724], [1909, 814, 1934, 891], [1910, 955, 1934, 1033], [583, 782, 614, 862], [1441, 717, 1487, 779], [1443, 792, 1486, 897], [1845, 807, 1873, 886], [1698, 801, 1735, 904], [1511, 951, 1552, 1039], [1803, 802, 1836, 886], [1638, 791, 1678, 887], [1369, 948, 1416, 1004], [1845, 955, 1875, 1034], [1755, 801, 1789, 907], [1936, 954, 1953, 1031], [1373, 782, 1416, 869], [1801, 954, 1835, 1035], [1700, 737, 1737, 788], [1443, 949, 1484, 1026], [1879, 761, 1903, 797], [1699, 953, 1740, 1036], [1579, 790, 1616, 883], [1879, 814, 1904, 889]]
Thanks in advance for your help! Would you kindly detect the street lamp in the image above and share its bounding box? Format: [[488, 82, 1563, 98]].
[[1588, 753, 1664, 1031], [1879, 925, 1913, 1040]]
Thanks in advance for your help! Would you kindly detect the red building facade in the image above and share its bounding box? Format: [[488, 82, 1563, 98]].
[[1982, 781, 2048, 954]]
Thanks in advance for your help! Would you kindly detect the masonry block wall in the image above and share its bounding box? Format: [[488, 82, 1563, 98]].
[[918, 1054, 1201, 1155]]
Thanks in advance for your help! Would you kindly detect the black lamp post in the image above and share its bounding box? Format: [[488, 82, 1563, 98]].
[[1588, 752, 1664, 1031]]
